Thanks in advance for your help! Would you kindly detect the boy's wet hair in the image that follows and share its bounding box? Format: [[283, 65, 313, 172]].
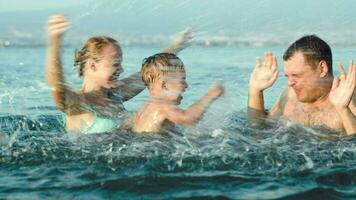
[[141, 53, 185, 87], [74, 36, 121, 77], [283, 35, 333, 74]]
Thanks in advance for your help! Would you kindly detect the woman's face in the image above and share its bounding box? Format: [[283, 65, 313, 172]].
[[94, 44, 123, 88]]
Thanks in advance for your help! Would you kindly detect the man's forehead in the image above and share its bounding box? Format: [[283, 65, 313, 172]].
[[287, 51, 307, 63], [284, 52, 312, 72]]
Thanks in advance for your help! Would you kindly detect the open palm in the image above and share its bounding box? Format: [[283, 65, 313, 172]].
[[164, 27, 193, 54], [329, 61, 356, 109], [249, 51, 279, 91], [47, 15, 70, 39]]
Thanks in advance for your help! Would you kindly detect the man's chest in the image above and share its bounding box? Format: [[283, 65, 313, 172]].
[[282, 100, 343, 129]]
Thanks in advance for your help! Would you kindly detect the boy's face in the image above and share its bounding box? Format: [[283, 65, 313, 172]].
[[163, 71, 188, 104]]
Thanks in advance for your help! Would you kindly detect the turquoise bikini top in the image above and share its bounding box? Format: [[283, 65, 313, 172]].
[[62, 111, 118, 134], [62, 91, 126, 134]]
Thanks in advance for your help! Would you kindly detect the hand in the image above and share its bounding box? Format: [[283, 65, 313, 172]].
[[165, 27, 193, 54], [249, 51, 278, 92], [329, 60, 356, 110], [207, 82, 224, 100], [47, 15, 70, 39]]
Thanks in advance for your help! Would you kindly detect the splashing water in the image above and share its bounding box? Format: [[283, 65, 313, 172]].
[[1, 1, 356, 198], [0, 45, 355, 199]]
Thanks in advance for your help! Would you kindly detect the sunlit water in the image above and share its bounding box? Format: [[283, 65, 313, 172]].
[[0, 46, 355, 199]]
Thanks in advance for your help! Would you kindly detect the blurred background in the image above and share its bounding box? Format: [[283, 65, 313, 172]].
[[1, 0, 356, 47]]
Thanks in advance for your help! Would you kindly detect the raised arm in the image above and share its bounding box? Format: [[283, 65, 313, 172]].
[[46, 15, 82, 114], [165, 82, 224, 127], [115, 72, 145, 101], [162, 27, 193, 55], [350, 92, 356, 114], [115, 27, 194, 101], [248, 51, 279, 125], [329, 61, 356, 135]]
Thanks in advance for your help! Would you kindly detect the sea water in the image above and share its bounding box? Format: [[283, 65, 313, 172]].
[[0, 45, 355, 199]]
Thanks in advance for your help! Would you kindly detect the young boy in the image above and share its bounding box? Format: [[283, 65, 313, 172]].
[[131, 53, 224, 133]]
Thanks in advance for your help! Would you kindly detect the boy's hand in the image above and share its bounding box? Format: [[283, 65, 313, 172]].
[[47, 15, 70, 39]]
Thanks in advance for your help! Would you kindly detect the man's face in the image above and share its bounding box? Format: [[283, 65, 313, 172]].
[[284, 51, 324, 103], [94, 44, 123, 89]]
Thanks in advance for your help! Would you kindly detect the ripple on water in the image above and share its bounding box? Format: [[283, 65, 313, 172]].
[[0, 114, 355, 199]]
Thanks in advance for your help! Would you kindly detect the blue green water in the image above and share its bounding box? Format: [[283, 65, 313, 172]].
[[0, 46, 355, 199]]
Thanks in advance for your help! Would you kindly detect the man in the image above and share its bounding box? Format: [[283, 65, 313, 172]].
[[248, 35, 356, 135]]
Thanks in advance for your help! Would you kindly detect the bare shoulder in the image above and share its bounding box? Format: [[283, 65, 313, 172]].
[[283, 87, 299, 106], [269, 88, 292, 116], [162, 103, 186, 122], [52, 86, 87, 115], [162, 103, 181, 115], [282, 87, 301, 109], [139, 102, 168, 121]]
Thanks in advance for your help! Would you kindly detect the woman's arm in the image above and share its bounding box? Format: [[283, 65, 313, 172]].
[[115, 27, 194, 101], [46, 15, 83, 115]]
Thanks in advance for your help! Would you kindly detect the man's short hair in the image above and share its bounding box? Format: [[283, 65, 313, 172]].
[[283, 35, 332, 74]]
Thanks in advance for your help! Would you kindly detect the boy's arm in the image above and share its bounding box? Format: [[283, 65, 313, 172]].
[[46, 15, 84, 115], [164, 83, 224, 127], [114, 27, 193, 101]]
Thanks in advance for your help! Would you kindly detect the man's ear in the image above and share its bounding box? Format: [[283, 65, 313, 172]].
[[318, 60, 329, 77]]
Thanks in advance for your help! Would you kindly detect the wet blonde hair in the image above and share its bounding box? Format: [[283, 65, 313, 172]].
[[141, 53, 185, 88], [74, 36, 121, 77]]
